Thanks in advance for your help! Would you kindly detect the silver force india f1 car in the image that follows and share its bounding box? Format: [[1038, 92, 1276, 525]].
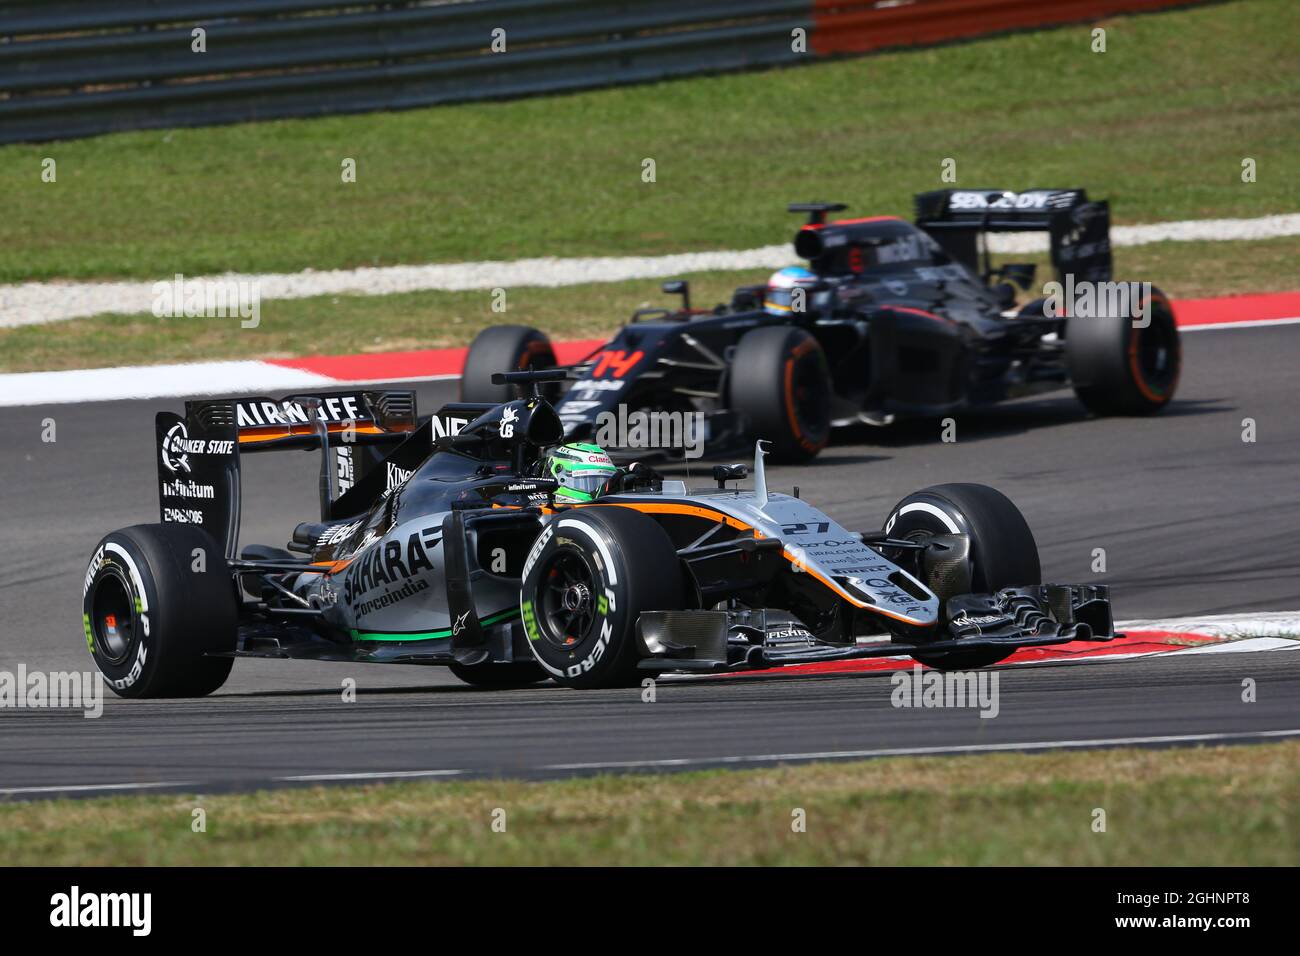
[[83, 370, 1116, 696]]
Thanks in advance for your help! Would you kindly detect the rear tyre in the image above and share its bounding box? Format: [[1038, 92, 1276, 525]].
[[1066, 286, 1180, 416], [884, 483, 1040, 670], [449, 660, 548, 688], [83, 524, 237, 698], [727, 326, 831, 463], [520, 506, 685, 689], [461, 325, 557, 403]]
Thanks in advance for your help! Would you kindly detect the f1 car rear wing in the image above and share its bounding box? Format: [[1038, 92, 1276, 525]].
[[228, 390, 416, 450], [914, 188, 1113, 283], [155, 389, 424, 561]]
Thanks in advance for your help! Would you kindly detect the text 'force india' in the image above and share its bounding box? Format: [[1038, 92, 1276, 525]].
[[83, 371, 1116, 696]]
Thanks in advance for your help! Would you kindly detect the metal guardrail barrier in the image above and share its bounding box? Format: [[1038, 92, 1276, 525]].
[[0, 0, 1204, 144]]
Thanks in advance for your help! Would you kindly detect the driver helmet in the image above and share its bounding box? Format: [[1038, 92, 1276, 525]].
[[545, 442, 617, 503], [764, 266, 825, 316]]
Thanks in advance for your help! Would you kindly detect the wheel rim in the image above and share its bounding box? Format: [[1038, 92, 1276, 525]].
[[1130, 301, 1179, 398], [536, 548, 599, 650], [91, 569, 136, 664]]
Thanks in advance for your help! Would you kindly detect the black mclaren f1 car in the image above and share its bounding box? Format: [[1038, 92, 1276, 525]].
[[82, 369, 1116, 697], [460, 188, 1181, 462]]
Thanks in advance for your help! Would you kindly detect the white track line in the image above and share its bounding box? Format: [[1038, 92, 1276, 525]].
[[541, 728, 1300, 771], [0, 780, 197, 796], [277, 769, 465, 782], [3, 213, 1297, 328], [1183, 316, 1300, 332]]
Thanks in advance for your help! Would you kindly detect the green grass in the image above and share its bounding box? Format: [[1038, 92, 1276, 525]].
[[1, 0, 1295, 283], [1, 742, 1295, 865], [2, 235, 1294, 373]]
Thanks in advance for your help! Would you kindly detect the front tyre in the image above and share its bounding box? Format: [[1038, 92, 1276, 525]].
[[727, 326, 831, 463], [83, 524, 237, 698], [884, 483, 1041, 670], [1066, 286, 1180, 416], [461, 325, 557, 404], [520, 506, 685, 689]]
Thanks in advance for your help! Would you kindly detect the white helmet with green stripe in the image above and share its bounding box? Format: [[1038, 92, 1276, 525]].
[[545, 442, 617, 503]]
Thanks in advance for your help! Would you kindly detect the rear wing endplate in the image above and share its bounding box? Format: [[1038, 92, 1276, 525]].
[[155, 389, 418, 560]]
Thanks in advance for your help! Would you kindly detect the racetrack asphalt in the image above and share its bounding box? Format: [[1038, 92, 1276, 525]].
[[1, 323, 1297, 795]]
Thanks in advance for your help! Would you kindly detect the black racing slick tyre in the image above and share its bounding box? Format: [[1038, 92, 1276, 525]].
[[727, 326, 831, 464], [460, 324, 557, 404], [884, 483, 1041, 670], [83, 524, 237, 698], [520, 506, 685, 689], [1066, 286, 1180, 416], [448, 660, 548, 688]]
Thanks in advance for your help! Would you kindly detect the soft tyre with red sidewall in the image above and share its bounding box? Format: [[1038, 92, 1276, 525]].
[[520, 506, 684, 689], [83, 524, 237, 698], [1066, 286, 1180, 416], [727, 326, 831, 463]]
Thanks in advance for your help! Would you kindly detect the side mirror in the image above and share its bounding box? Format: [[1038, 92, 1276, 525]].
[[712, 463, 748, 489], [662, 279, 691, 312]]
